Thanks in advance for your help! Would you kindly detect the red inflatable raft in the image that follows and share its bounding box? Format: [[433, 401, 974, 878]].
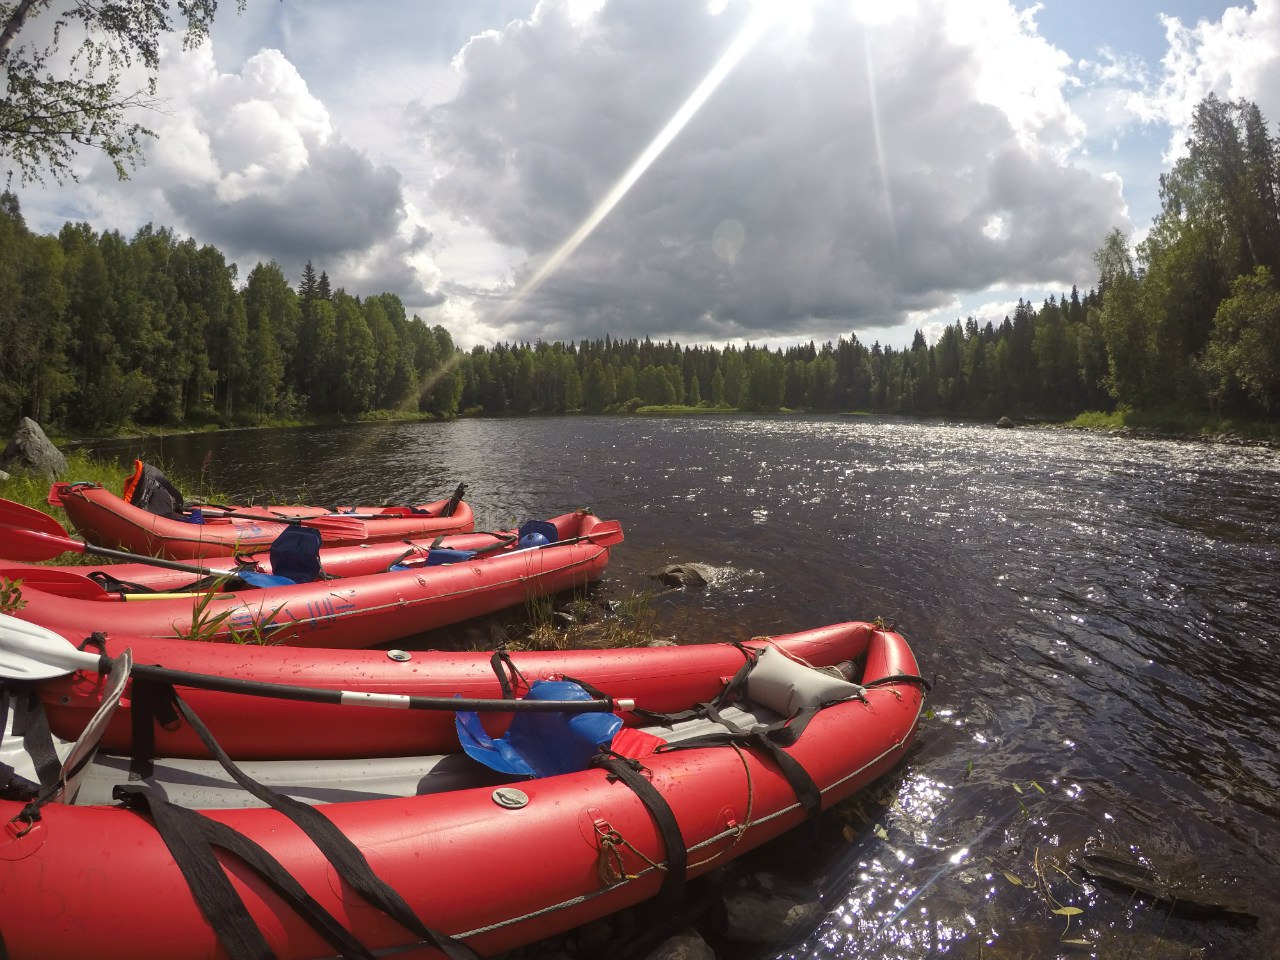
[[0, 619, 927, 960], [50, 479, 476, 559], [1, 512, 620, 650], [20, 618, 883, 760]]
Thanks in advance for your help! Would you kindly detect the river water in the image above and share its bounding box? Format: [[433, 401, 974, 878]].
[[87, 415, 1280, 959]]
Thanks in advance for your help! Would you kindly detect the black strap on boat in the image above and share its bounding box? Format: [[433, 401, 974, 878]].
[[489, 650, 528, 700], [591, 750, 687, 916], [127, 677, 182, 781], [159, 689, 479, 960], [87, 570, 161, 594], [1, 683, 60, 790], [624, 642, 761, 728], [658, 723, 823, 817], [112, 785, 378, 960]]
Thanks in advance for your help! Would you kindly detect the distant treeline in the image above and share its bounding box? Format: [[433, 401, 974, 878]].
[[1, 93, 1276, 432]]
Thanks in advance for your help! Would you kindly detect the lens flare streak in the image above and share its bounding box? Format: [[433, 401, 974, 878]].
[[489, 4, 782, 327]]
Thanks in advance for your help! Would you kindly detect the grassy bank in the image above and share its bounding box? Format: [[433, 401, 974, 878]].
[[1062, 408, 1280, 444], [0, 451, 238, 566]]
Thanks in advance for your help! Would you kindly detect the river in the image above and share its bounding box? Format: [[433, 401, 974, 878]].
[[87, 414, 1280, 958]]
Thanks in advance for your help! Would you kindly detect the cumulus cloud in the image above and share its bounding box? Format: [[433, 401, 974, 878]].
[[421, 0, 1128, 345], [149, 48, 409, 267], [1153, 0, 1280, 159], [22, 36, 442, 305]]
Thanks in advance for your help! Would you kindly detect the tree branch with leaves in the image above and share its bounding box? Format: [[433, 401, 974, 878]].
[[0, 0, 244, 184]]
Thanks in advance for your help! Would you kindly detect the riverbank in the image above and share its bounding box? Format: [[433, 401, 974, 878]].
[[1054, 408, 1280, 449], [39, 403, 1280, 456]]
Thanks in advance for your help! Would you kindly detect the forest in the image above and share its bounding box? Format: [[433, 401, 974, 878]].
[[0, 94, 1277, 434]]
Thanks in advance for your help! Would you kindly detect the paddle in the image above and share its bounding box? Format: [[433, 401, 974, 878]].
[[441, 482, 467, 517], [468, 520, 625, 558], [189, 509, 368, 539], [0, 566, 127, 601], [0, 615, 634, 714], [0, 497, 223, 575]]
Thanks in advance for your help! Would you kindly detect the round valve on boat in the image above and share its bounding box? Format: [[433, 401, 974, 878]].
[[492, 787, 530, 809], [386, 649, 412, 662]]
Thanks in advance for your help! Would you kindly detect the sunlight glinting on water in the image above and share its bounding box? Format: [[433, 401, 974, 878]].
[[94, 416, 1280, 957]]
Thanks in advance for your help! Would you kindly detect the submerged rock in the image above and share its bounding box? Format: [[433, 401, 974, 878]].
[[1072, 846, 1259, 926], [639, 928, 716, 960], [719, 871, 824, 945]]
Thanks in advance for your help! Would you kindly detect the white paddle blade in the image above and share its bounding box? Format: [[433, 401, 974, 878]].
[[57, 648, 132, 805], [0, 614, 96, 680]]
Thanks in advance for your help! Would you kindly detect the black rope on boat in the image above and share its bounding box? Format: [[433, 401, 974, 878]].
[[864, 673, 933, 692]]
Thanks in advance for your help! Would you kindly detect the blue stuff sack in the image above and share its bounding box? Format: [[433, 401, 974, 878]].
[[516, 519, 559, 550], [237, 571, 296, 588], [426, 548, 476, 565], [455, 680, 623, 778]]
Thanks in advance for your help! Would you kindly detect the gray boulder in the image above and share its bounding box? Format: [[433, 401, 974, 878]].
[[640, 928, 716, 960], [720, 871, 825, 945], [0, 418, 67, 479], [649, 562, 716, 590]]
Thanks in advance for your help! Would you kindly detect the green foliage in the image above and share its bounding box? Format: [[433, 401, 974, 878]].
[[0, 197, 464, 429], [0, 96, 1276, 433], [0, 0, 246, 184], [0, 577, 25, 614], [1200, 267, 1280, 412]]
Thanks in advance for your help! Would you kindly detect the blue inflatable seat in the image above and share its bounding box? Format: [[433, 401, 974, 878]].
[[455, 680, 623, 778]]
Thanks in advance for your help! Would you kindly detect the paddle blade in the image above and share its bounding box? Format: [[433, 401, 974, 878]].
[[0, 524, 86, 562], [584, 520, 624, 547], [0, 614, 96, 680], [0, 496, 81, 542], [59, 647, 131, 805], [0, 566, 112, 601], [303, 515, 368, 539]]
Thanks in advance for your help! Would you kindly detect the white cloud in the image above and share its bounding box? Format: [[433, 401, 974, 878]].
[[420, 0, 1126, 345], [21, 0, 1275, 352], [1153, 0, 1280, 159]]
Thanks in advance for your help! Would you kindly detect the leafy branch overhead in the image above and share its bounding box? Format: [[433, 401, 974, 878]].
[[0, 0, 245, 184]]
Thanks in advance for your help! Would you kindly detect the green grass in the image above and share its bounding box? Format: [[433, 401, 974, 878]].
[[1063, 407, 1280, 442], [0, 450, 237, 565]]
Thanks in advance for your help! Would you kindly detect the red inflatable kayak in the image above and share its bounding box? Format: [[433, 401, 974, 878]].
[[21, 512, 603, 588], [0, 621, 927, 960], [22, 619, 882, 760], [50, 479, 476, 559], [1, 512, 620, 650]]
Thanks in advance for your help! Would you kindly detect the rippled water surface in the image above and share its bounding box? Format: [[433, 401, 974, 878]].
[[90, 415, 1280, 958]]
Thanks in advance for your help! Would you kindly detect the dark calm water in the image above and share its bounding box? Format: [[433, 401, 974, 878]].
[[87, 415, 1280, 958]]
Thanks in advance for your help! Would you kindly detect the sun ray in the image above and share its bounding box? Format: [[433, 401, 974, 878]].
[[487, 2, 784, 329]]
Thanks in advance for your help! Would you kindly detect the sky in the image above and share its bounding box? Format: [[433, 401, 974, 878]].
[[11, 0, 1280, 351]]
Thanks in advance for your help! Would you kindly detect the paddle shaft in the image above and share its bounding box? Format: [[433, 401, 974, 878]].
[[77, 542, 219, 576], [66, 646, 631, 713]]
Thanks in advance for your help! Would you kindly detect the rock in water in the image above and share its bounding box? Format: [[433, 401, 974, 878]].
[[648, 563, 715, 590]]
